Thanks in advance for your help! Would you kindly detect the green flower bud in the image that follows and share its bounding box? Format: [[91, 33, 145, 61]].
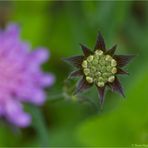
[[100, 59, 105, 66], [111, 67, 117, 74], [108, 75, 115, 83], [95, 50, 103, 56], [82, 60, 87, 68], [101, 66, 106, 72], [98, 77, 104, 82], [106, 65, 111, 71], [83, 68, 90, 75], [86, 76, 93, 83], [102, 73, 109, 77], [92, 59, 98, 65], [97, 82, 105, 87], [111, 59, 117, 67], [105, 55, 112, 61], [96, 72, 101, 76], [87, 55, 94, 62], [91, 66, 96, 72]]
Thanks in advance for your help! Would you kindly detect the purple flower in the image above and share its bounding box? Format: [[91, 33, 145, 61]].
[[0, 24, 54, 127]]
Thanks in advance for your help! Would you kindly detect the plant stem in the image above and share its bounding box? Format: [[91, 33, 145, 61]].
[[29, 105, 49, 146], [47, 93, 64, 102]]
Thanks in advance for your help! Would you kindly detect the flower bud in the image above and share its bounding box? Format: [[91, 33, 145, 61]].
[[87, 55, 94, 62], [97, 82, 105, 87], [111, 59, 117, 67], [86, 77, 93, 83], [83, 68, 90, 75], [108, 75, 115, 82], [82, 60, 87, 68], [111, 67, 117, 74]]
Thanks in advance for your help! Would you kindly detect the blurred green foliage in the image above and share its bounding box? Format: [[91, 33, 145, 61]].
[[0, 1, 148, 147]]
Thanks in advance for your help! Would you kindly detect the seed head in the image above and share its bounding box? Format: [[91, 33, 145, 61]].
[[64, 32, 135, 106], [82, 50, 117, 87]]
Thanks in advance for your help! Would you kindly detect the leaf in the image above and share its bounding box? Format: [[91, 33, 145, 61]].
[[76, 67, 148, 146]]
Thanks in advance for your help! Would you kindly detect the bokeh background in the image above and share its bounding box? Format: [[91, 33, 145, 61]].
[[0, 1, 148, 147]]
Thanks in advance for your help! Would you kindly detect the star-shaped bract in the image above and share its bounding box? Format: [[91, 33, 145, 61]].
[[64, 32, 134, 105]]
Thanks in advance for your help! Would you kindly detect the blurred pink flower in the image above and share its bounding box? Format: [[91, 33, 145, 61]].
[[0, 24, 54, 127]]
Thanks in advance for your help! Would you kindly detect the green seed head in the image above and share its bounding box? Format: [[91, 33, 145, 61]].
[[82, 50, 117, 87]]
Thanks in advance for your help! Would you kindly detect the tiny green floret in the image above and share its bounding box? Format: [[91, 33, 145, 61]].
[[86, 76, 93, 83], [81, 50, 117, 87], [82, 60, 87, 68]]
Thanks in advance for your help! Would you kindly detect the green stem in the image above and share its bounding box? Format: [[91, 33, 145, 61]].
[[28, 105, 49, 146], [47, 93, 64, 102]]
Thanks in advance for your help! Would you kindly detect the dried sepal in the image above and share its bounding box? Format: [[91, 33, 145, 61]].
[[110, 77, 125, 97], [117, 68, 129, 75], [96, 85, 106, 105], [114, 55, 135, 67], [80, 44, 93, 57], [94, 32, 106, 52], [68, 69, 83, 78], [74, 77, 92, 94], [106, 44, 117, 55], [63, 55, 84, 68]]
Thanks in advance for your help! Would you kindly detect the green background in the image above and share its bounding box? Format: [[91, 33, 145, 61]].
[[0, 1, 148, 147]]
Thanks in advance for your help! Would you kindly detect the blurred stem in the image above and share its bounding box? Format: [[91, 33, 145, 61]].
[[28, 105, 49, 146], [47, 93, 64, 102], [79, 95, 100, 113], [47, 91, 100, 112]]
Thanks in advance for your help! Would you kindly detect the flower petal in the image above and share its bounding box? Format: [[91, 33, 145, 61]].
[[5, 100, 31, 127], [63, 55, 84, 68], [68, 69, 83, 78], [110, 77, 125, 97], [94, 32, 106, 52], [32, 90, 46, 105], [74, 77, 93, 94], [16, 85, 46, 105], [106, 44, 117, 55], [31, 48, 49, 64], [96, 85, 106, 105], [117, 68, 129, 75], [5, 24, 20, 38], [80, 44, 93, 57], [39, 73, 55, 87], [114, 55, 135, 67], [0, 105, 4, 116]]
